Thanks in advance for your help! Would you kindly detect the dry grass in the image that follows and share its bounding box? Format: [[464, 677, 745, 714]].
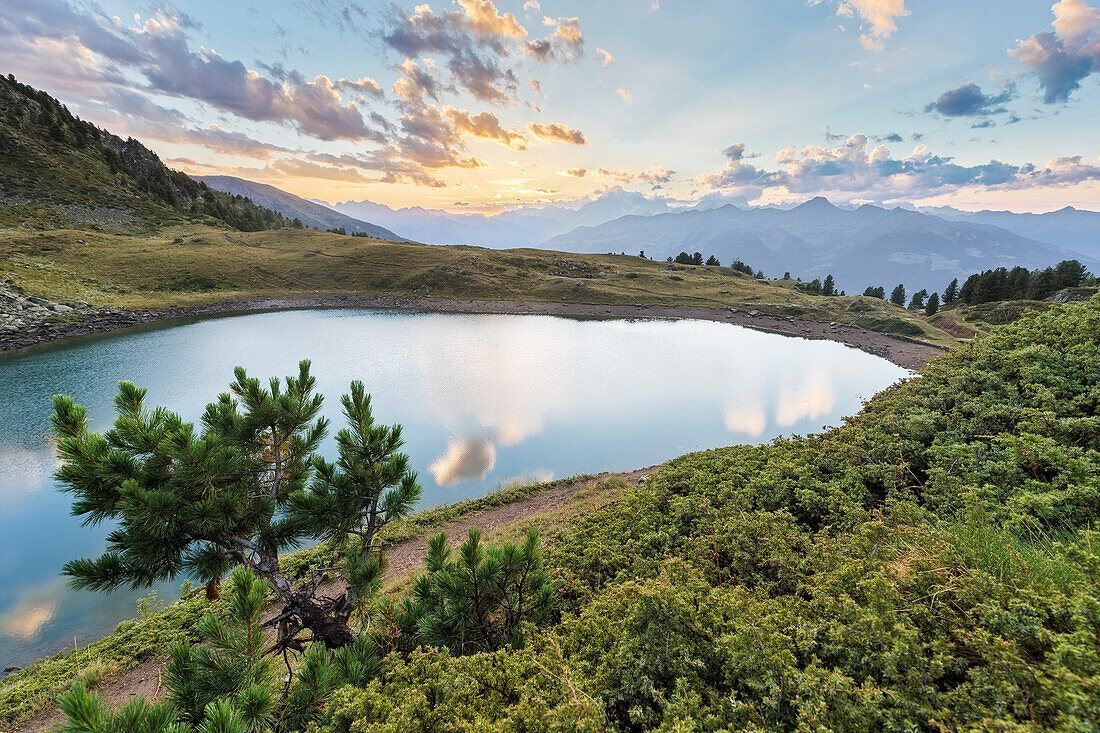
[[0, 224, 956, 345]]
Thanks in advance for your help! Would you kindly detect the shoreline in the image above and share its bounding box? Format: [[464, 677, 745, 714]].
[[0, 294, 947, 369]]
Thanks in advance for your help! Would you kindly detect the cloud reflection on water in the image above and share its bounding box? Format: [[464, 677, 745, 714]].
[[775, 372, 836, 427], [430, 436, 497, 486], [0, 445, 58, 504], [723, 404, 767, 437], [0, 577, 65, 639]]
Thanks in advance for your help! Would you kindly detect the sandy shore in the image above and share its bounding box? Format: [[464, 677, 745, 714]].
[[0, 294, 947, 369]]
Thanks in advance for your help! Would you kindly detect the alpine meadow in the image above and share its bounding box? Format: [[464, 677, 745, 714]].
[[1, 1, 1100, 731]]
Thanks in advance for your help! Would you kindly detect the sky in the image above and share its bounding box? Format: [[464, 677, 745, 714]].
[[2, 0, 1100, 212]]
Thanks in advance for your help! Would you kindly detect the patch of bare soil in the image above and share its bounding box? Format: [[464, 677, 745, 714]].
[[12, 467, 655, 732]]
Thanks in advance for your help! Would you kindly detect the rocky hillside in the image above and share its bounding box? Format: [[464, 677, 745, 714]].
[[0, 75, 291, 232], [0, 277, 92, 334]]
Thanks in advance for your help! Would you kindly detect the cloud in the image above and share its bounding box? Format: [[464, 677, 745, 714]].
[[698, 134, 1100, 203], [392, 57, 443, 103], [53, 85, 294, 160], [262, 152, 451, 188], [167, 125, 292, 159], [596, 166, 674, 185], [813, 0, 910, 50], [526, 16, 584, 61], [560, 167, 588, 177], [333, 76, 384, 97], [596, 48, 615, 66], [269, 158, 375, 182], [617, 88, 632, 101], [1010, 0, 1100, 103], [445, 108, 527, 148], [131, 17, 384, 141], [698, 142, 780, 190], [524, 0, 541, 11], [528, 122, 587, 144], [775, 373, 835, 427], [0, 1, 385, 142], [925, 81, 1017, 117], [2, 0, 592, 192], [383, 1, 528, 103], [457, 0, 527, 38]]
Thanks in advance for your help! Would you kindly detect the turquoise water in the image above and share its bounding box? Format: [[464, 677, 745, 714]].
[[0, 309, 907, 670]]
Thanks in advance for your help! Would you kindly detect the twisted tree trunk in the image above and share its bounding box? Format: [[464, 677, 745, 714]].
[[228, 536, 355, 649]]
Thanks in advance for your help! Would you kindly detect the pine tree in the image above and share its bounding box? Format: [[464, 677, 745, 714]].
[[1028, 268, 1059, 300], [706, 255, 720, 266], [822, 275, 836, 296], [924, 292, 940, 316], [58, 566, 383, 732], [279, 635, 381, 731], [942, 278, 959, 305], [394, 528, 553, 655], [958, 274, 980, 304], [908, 289, 928, 311], [58, 684, 218, 733], [691, 252, 704, 266], [52, 361, 421, 652], [863, 286, 885, 299], [1054, 259, 1087, 289], [890, 284, 906, 306], [1006, 267, 1031, 299], [164, 567, 275, 730], [58, 569, 277, 733]]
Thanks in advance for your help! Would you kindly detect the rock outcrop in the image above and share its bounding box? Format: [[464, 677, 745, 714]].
[[0, 280, 89, 333]]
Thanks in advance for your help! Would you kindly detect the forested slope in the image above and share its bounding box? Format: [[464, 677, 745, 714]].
[[0, 75, 291, 232]]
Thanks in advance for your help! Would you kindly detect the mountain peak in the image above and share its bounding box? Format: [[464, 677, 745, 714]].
[[797, 196, 837, 211]]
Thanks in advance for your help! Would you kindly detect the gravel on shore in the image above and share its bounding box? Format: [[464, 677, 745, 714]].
[[0, 294, 947, 370]]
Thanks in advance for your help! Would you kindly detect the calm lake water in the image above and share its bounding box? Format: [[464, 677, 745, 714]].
[[0, 309, 907, 670]]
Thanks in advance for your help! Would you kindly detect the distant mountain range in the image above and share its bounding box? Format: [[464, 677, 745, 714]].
[[542, 197, 1099, 293], [920, 206, 1100, 261], [205, 173, 1100, 295], [323, 189, 673, 248], [197, 176, 405, 241]]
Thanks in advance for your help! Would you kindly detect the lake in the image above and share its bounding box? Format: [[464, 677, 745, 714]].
[[0, 308, 908, 670]]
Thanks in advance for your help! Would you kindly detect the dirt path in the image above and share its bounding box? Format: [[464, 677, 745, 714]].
[[11, 467, 655, 732], [0, 295, 946, 370]]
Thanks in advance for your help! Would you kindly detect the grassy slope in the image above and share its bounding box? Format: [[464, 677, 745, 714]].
[[0, 225, 955, 346]]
